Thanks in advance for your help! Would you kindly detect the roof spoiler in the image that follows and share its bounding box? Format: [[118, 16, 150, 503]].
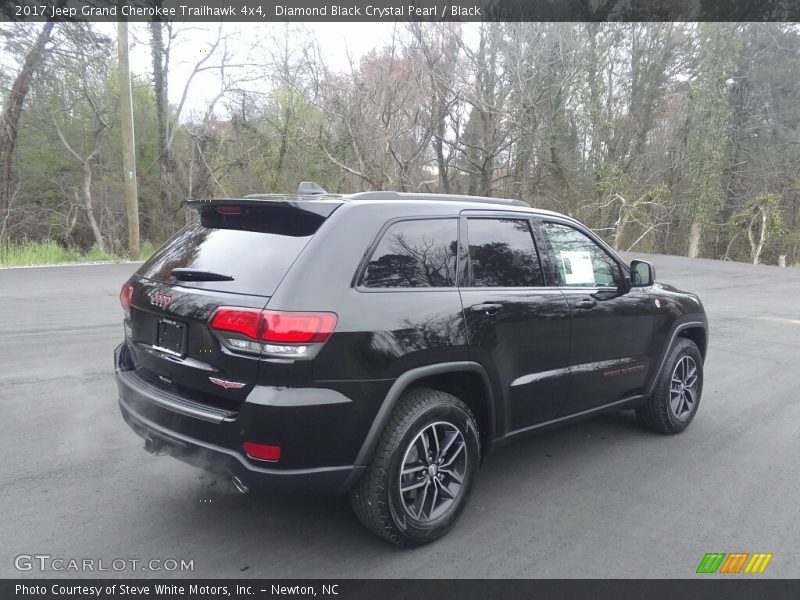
[[188, 183, 339, 219]]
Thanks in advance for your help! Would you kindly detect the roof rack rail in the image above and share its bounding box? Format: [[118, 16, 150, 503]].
[[345, 191, 528, 208], [237, 182, 335, 201]]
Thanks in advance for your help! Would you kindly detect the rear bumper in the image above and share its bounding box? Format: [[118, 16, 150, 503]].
[[115, 344, 365, 496]]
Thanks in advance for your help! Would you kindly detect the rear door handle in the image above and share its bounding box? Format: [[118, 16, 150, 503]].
[[574, 298, 598, 309], [470, 303, 503, 316]]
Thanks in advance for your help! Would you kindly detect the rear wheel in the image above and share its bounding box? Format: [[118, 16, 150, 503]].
[[636, 337, 703, 434], [349, 387, 480, 547]]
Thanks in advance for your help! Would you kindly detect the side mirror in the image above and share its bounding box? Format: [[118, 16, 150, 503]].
[[630, 260, 655, 287]]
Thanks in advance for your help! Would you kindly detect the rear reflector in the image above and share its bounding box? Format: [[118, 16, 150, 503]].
[[243, 442, 281, 462], [209, 307, 337, 343]]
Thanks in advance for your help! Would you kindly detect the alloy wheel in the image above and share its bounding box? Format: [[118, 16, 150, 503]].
[[398, 421, 467, 522], [670, 355, 699, 419]]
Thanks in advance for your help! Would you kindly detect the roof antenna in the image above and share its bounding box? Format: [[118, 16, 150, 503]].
[[297, 181, 328, 196]]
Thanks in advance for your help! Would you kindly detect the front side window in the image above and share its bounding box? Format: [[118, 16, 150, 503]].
[[466, 218, 544, 287], [543, 222, 622, 287], [361, 219, 458, 288]]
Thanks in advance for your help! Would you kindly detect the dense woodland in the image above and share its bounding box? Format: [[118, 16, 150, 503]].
[[1, 22, 800, 265]]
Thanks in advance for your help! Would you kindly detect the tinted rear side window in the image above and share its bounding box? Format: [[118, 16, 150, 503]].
[[138, 216, 317, 297], [466, 218, 544, 287], [361, 219, 458, 288]]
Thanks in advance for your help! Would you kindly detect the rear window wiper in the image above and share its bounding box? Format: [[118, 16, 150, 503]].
[[170, 268, 234, 282]]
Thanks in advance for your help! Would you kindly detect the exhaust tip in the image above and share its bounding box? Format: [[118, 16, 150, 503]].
[[143, 436, 157, 454], [232, 476, 249, 494], [143, 436, 169, 456]]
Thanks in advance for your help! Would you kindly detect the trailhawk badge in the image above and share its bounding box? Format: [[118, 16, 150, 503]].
[[209, 377, 246, 390]]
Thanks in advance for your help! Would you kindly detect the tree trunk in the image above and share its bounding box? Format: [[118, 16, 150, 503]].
[[433, 119, 449, 194], [150, 18, 174, 229], [687, 216, 703, 258], [753, 208, 767, 265], [149, 19, 168, 156], [0, 22, 55, 244], [118, 20, 140, 260], [81, 160, 104, 252], [275, 103, 291, 178], [746, 207, 767, 265], [613, 215, 628, 251], [613, 196, 628, 251]]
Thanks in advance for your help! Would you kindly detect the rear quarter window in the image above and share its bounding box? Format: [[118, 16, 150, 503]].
[[360, 218, 458, 288]]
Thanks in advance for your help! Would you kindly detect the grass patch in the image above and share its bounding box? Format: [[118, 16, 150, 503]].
[[1, 240, 82, 266], [85, 243, 120, 263], [140, 240, 155, 261], [0, 240, 153, 267]]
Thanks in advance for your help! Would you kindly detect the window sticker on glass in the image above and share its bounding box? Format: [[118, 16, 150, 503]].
[[559, 251, 595, 285]]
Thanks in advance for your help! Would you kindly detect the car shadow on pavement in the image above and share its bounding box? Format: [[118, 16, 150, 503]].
[[162, 409, 645, 557], [120, 408, 653, 578]]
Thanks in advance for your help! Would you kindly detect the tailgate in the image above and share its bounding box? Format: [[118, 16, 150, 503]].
[[122, 197, 341, 409]]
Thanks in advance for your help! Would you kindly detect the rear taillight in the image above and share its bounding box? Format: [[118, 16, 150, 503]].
[[209, 307, 261, 339], [209, 307, 337, 358], [120, 282, 134, 318], [260, 310, 337, 343]]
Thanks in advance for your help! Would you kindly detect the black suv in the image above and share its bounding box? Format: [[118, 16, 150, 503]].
[[115, 184, 708, 546]]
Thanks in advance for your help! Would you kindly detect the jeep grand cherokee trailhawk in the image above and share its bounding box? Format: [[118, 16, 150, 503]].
[[115, 183, 708, 546]]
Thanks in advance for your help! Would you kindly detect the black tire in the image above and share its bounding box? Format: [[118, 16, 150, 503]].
[[636, 337, 703, 434], [349, 386, 481, 547]]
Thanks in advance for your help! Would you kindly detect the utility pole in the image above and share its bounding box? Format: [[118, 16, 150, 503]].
[[117, 20, 140, 260]]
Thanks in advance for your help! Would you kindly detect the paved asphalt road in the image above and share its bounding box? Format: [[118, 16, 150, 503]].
[[1, 255, 798, 579]]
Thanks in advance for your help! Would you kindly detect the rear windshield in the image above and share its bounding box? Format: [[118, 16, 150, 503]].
[[137, 213, 320, 297]]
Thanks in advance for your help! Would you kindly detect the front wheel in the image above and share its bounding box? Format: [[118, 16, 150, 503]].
[[349, 387, 480, 547], [636, 337, 703, 434]]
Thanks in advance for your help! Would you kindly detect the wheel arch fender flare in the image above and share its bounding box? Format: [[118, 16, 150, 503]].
[[646, 320, 707, 395], [353, 361, 496, 467]]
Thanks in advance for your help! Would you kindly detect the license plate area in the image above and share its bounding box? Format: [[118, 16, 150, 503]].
[[154, 319, 186, 357]]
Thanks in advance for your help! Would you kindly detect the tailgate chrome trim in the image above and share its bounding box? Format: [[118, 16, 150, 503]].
[[136, 343, 216, 371]]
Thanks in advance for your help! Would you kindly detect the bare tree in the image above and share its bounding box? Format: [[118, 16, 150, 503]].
[[457, 23, 514, 197], [0, 22, 55, 245], [407, 22, 463, 193], [148, 23, 263, 214], [50, 25, 112, 251], [309, 27, 437, 191]]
